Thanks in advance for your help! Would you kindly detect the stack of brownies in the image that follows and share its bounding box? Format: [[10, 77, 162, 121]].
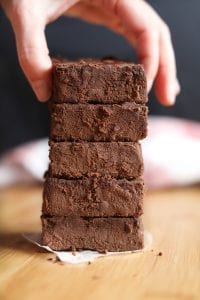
[[41, 58, 148, 252]]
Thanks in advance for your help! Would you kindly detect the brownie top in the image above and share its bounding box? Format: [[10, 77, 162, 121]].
[[53, 57, 144, 70]]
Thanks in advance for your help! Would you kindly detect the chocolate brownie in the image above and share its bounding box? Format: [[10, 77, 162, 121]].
[[42, 177, 144, 217], [49, 142, 143, 179], [41, 216, 144, 251], [52, 58, 147, 104], [50, 103, 148, 142]]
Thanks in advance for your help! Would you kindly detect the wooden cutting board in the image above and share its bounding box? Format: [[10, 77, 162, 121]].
[[0, 185, 200, 300]]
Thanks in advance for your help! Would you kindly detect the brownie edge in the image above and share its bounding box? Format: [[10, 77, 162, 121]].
[[41, 216, 144, 252]]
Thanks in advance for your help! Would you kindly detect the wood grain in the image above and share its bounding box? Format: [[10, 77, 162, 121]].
[[0, 184, 200, 300]]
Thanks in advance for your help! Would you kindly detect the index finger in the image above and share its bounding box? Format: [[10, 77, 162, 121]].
[[8, 6, 52, 101], [108, 0, 179, 104]]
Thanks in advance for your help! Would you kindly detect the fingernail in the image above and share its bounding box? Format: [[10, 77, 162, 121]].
[[32, 79, 51, 102], [147, 79, 153, 93], [175, 80, 181, 95], [168, 86, 176, 105]]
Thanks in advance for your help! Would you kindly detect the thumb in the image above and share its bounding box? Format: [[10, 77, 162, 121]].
[[13, 18, 52, 101]]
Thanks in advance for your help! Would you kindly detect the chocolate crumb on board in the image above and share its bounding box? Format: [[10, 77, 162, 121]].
[[47, 257, 54, 261], [157, 252, 163, 256], [46, 255, 59, 263]]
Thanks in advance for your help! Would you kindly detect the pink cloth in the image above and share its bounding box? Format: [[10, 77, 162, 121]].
[[1, 117, 200, 189], [142, 117, 200, 188]]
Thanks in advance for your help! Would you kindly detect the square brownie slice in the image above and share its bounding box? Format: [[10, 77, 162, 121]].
[[49, 142, 143, 179], [52, 58, 147, 104], [42, 177, 144, 217], [50, 103, 148, 142], [41, 216, 144, 252]]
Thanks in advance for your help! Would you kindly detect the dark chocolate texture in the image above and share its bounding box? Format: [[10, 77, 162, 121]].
[[42, 177, 144, 217], [50, 103, 148, 142], [49, 142, 143, 179], [52, 58, 147, 104], [41, 216, 144, 252]]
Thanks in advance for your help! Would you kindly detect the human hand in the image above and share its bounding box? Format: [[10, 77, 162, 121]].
[[0, 0, 180, 105]]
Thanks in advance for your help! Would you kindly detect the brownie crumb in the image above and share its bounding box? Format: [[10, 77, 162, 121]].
[[46, 255, 57, 263], [157, 252, 163, 256], [124, 223, 133, 233], [47, 257, 53, 261], [72, 247, 76, 256], [98, 249, 108, 254]]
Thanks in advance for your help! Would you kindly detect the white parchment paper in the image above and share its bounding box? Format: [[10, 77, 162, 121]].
[[23, 231, 152, 264]]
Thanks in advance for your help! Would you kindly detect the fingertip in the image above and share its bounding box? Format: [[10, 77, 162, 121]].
[[156, 83, 178, 106], [165, 92, 176, 106], [19, 53, 53, 102], [166, 80, 181, 106], [155, 79, 174, 107], [139, 49, 159, 95], [12, 18, 53, 102], [31, 78, 52, 102]]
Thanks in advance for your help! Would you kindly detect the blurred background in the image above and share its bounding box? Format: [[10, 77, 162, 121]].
[[0, 0, 200, 188]]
